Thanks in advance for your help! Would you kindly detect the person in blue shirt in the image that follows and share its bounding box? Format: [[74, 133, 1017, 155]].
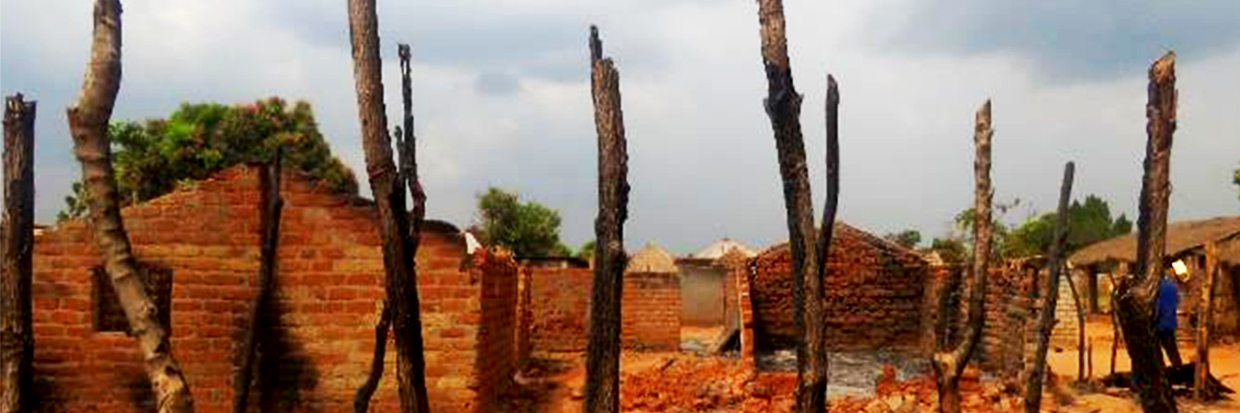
[[1153, 273, 1182, 368]]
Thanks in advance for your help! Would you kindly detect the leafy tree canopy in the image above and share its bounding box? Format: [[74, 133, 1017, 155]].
[[475, 187, 571, 258], [576, 239, 597, 263], [929, 238, 968, 265], [59, 98, 357, 221], [1234, 164, 1239, 201], [884, 229, 922, 249], [1004, 195, 1132, 258]]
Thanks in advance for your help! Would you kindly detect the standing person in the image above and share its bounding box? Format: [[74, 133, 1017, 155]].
[[1154, 269, 1182, 368]]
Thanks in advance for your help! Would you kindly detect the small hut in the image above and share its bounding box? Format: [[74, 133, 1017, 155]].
[[1068, 216, 1240, 339]]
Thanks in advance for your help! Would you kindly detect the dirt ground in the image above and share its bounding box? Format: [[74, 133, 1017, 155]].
[[502, 324, 1240, 412]]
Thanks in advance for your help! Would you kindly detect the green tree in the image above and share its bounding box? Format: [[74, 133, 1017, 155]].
[[1005, 195, 1133, 258], [59, 98, 357, 220], [929, 238, 968, 264], [576, 239, 597, 263], [884, 229, 922, 249], [475, 187, 569, 258], [1234, 164, 1239, 201]]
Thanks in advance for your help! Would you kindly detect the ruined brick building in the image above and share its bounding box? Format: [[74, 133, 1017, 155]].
[[29, 166, 518, 413], [732, 223, 931, 365]]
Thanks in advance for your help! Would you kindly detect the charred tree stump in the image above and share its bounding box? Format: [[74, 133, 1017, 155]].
[[231, 153, 283, 413], [1024, 162, 1074, 413], [354, 303, 392, 413], [583, 26, 630, 413], [2, 93, 35, 413], [66, 1, 195, 411], [1195, 242, 1219, 400], [753, 1, 830, 410], [933, 100, 993, 413], [346, 1, 430, 411], [1114, 51, 1178, 413]]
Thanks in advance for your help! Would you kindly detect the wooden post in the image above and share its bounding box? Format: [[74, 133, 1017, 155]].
[[1108, 265, 1125, 377], [1113, 51, 1179, 413], [752, 0, 832, 409], [934, 100, 994, 413], [1088, 267, 1100, 314], [1194, 242, 1219, 400], [231, 153, 283, 413], [66, 1, 196, 411], [2, 93, 35, 413], [345, 1, 430, 411], [1024, 162, 1074, 413], [583, 26, 630, 413]]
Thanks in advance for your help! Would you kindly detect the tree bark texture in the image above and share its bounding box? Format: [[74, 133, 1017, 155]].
[[345, 1, 429, 411], [809, 73, 841, 400], [2, 94, 35, 413], [395, 43, 427, 244], [66, 2, 195, 411], [354, 303, 391, 413], [230, 154, 283, 413], [583, 26, 630, 413], [1194, 242, 1218, 400], [933, 100, 992, 413], [753, 1, 828, 410], [1024, 162, 1074, 413], [1114, 51, 1178, 413]]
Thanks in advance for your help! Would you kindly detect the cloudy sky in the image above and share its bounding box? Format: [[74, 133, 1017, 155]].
[[2, 0, 1238, 254]]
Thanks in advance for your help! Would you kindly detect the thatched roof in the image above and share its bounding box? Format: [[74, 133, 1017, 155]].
[[692, 238, 757, 260], [627, 243, 678, 273], [1068, 216, 1240, 266]]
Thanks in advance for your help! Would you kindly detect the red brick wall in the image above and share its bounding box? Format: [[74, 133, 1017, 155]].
[[923, 264, 1038, 374], [521, 267, 683, 355], [29, 166, 517, 413], [621, 272, 681, 351], [747, 224, 928, 353], [525, 267, 593, 354]]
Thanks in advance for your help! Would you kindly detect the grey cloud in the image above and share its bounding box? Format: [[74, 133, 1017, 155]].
[[875, 1, 1240, 81], [475, 71, 521, 95]]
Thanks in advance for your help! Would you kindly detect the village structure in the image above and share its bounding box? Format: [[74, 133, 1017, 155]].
[[17, 164, 1240, 411]]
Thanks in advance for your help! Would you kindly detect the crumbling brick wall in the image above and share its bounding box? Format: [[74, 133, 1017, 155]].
[[521, 266, 683, 355], [747, 224, 928, 355], [621, 271, 681, 351], [524, 267, 593, 354], [922, 264, 1038, 374], [29, 165, 518, 413]]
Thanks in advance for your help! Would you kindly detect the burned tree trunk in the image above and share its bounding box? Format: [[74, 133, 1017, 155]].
[[66, 1, 195, 411], [395, 44, 427, 244], [753, 1, 829, 410], [810, 72, 841, 392], [353, 303, 391, 413], [933, 100, 993, 413], [2, 94, 36, 413], [352, 41, 429, 413], [1024, 162, 1074, 413], [231, 153, 283, 413], [1195, 242, 1219, 401], [345, 1, 430, 411], [583, 26, 630, 413], [1114, 51, 1178, 413]]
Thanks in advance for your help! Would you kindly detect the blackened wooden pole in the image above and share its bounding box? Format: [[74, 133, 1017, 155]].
[[395, 43, 427, 243], [1, 93, 35, 413], [1024, 161, 1074, 413], [753, 1, 828, 410], [345, 1, 430, 411], [231, 152, 283, 413], [583, 25, 630, 413], [353, 303, 391, 413], [66, 1, 195, 411], [933, 100, 993, 413], [1114, 51, 1178, 413], [811, 73, 841, 398]]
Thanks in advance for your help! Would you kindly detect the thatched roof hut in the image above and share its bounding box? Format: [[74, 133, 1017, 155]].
[[1068, 216, 1240, 267]]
